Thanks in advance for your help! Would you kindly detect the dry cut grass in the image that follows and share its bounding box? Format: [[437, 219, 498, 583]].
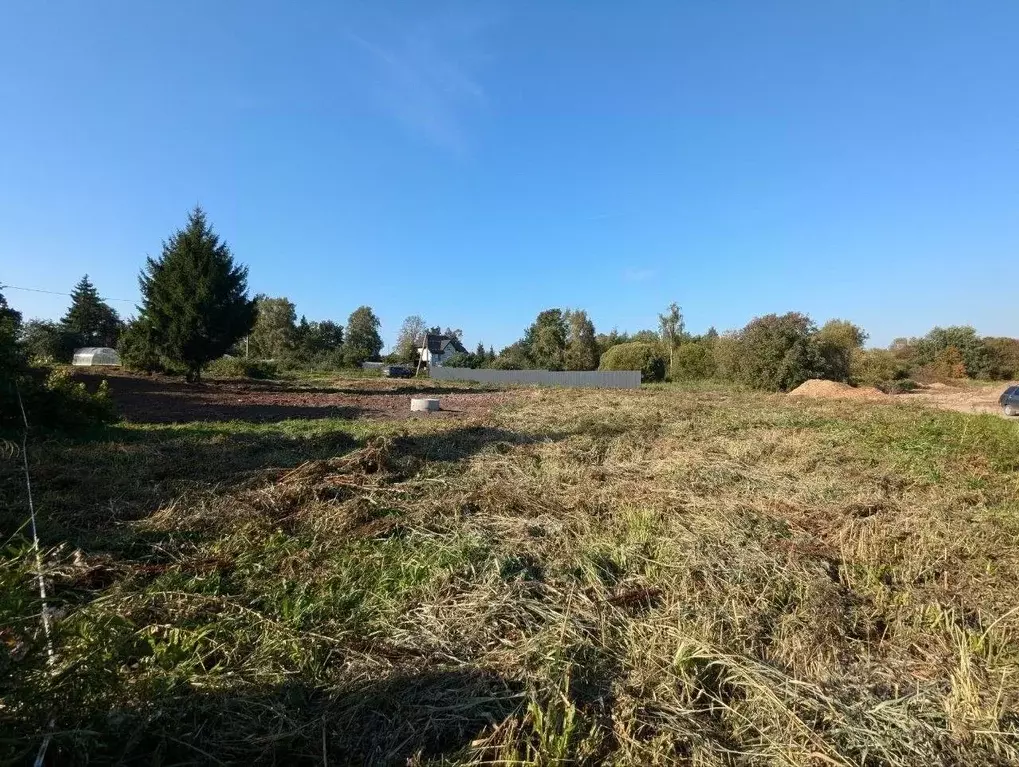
[[3, 383, 1019, 765]]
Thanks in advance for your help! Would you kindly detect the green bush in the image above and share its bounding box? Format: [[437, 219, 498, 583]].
[[982, 337, 1019, 380], [816, 319, 867, 382], [4, 368, 117, 433], [119, 319, 168, 373], [728, 313, 825, 392], [670, 342, 715, 381], [205, 356, 279, 379], [874, 379, 918, 395], [599, 341, 666, 382], [850, 348, 908, 386], [2, 290, 116, 434], [441, 351, 473, 369], [492, 342, 532, 370]]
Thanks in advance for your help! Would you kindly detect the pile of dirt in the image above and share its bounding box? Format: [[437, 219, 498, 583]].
[[787, 379, 887, 400]]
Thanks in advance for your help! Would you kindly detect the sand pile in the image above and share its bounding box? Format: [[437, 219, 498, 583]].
[[787, 379, 887, 400]]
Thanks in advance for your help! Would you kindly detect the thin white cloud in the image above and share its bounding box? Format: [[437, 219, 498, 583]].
[[346, 12, 493, 154], [624, 268, 657, 283]]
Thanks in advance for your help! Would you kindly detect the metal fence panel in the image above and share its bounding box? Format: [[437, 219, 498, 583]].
[[430, 367, 640, 389]]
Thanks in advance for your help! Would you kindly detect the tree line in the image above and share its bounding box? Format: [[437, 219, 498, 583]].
[[6, 205, 1019, 391], [13, 208, 389, 381], [409, 303, 1018, 393]]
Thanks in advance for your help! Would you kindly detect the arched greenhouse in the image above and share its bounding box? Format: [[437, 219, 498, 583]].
[[71, 347, 122, 366]]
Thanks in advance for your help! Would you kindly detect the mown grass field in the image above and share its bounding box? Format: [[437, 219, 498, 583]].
[[3, 377, 1019, 765]]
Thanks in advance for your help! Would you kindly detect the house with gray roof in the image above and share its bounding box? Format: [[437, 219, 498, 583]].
[[418, 333, 467, 367]]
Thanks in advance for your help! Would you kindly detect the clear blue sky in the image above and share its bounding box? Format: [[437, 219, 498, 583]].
[[2, 1, 1017, 350]]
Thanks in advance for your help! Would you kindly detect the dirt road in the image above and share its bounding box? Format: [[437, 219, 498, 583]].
[[902, 381, 1016, 417]]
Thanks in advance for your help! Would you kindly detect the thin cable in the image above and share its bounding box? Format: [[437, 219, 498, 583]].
[[15, 383, 56, 766], [2, 283, 135, 303]]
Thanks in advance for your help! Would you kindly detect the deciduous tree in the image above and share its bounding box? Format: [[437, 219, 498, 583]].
[[395, 315, 428, 364], [522, 309, 568, 370], [343, 306, 383, 366], [249, 295, 297, 360], [816, 319, 868, 382], [565, 310, 599, 371], [658, 302, 684, 369], [19, 320, 77, 362]]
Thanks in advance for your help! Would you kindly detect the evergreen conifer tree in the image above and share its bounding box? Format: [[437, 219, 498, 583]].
[[137, 207, 256, 381], [62, 275, 122, 347]]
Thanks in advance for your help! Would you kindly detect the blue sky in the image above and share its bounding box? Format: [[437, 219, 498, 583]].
[[2, 1, 1017, 350]]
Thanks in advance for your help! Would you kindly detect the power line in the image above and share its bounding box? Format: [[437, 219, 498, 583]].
[[0, 284, 135, 304]]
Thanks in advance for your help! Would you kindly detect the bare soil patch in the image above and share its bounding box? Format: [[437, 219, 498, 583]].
[[787, 377, 1017, 418], [902, 380, 1017, 417], [77, 370, 517, 424]]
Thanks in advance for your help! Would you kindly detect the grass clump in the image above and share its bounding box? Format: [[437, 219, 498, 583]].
[[3, 380, 1019, 764], [205, 356, 280, 379]]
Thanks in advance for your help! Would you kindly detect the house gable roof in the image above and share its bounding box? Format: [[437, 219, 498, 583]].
[[421, 333, 467, 355]]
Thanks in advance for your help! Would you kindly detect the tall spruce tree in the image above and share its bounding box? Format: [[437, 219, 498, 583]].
[[62, 275, 122, 348], [138, 207, 256, 381]]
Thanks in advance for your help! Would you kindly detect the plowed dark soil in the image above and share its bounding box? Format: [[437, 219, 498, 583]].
[[75, 370, 516, 424]]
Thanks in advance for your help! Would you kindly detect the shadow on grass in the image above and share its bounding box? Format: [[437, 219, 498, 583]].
[[34, 668, 522, 766], [0, 426, 361, 550], [395, 424, 564, 463], [0, 422, 586, 552]]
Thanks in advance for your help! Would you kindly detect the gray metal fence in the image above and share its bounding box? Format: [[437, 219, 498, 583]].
[[430, 366, 641, 389]]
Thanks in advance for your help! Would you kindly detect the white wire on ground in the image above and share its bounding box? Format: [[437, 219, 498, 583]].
[[15, 383, 56, 766]]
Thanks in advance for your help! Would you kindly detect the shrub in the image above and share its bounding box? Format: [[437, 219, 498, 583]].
[[730, 313, 825, 392], [2, 290, 116, 434], [205, 356, 279, 379], [982, 337, 1019, 380], [599, 341, 666, 382], [442, 351, 477, 369], [874, 378, 918, 395], [913, 326, 989, 379], [850, 348, 908, 386], [710, 333, 742, 382], [4, 368, 117, 433], [18, 320, 77, 364], [670, 341, 715, 381], [816, 319, 867, 382], [119, 319, 167, 374], [916, 346, 967, 382], [492, 343, 532, 370]]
